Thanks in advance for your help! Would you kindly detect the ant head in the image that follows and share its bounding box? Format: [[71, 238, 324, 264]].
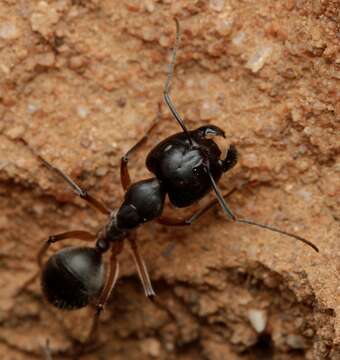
[[41, 247, 105, 310]]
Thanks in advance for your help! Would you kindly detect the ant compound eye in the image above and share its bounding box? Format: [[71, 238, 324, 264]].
[[41, 247, 105, 310]]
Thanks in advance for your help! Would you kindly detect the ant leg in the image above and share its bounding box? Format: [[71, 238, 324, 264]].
[[19, 138, 110, 214], [128, 232, 155, 297], [37, 155, 110, 215], [157, 188, 237, 226], [16, 231, 95, 296], [85, 241, 122, 344], [120, 104, 162, 191]]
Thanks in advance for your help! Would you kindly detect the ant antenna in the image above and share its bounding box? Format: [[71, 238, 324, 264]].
[[164, 18, 194, 146], [206, 167, 319, 253]]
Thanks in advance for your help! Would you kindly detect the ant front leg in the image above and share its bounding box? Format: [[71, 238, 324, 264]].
[[120, 104, 162, 191], [16, 231, 95, 296]]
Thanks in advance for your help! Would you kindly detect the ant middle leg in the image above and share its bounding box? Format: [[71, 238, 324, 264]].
[[19, 138, 111, 215], [120, 103, 162, 191], [39, 157, 111, 215], [16, 230, 96, 296], [157, 188, 237, 227]]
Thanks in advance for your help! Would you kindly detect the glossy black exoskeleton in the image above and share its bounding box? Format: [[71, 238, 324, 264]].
[[147, 125, 237, 207], [117, 178, 165, 229], [41, 247, 105, 310], [18, 18, 318, 356]]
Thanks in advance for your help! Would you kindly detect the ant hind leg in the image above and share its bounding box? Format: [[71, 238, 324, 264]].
[[82, 241, 122, 347], [127, 232, 155, 298]]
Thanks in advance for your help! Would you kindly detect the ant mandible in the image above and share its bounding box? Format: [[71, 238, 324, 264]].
[[19, 18, 318, 352]]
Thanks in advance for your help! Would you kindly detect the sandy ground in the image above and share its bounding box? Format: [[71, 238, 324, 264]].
[[0, 1, 339, 359]]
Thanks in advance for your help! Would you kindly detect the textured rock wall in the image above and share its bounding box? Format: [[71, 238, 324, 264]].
[[0, 1, 339, 359]]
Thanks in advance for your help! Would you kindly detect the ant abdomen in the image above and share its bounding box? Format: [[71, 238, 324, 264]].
[[41, 247, 105, 310]]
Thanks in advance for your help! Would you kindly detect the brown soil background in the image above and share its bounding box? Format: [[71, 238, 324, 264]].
[[0, 1, 339, 359]]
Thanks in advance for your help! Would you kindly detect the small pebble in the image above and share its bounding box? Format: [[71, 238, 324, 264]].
[[296, 188, 312, 202], [140, 338, 161, 358], [36, 52, 55, 67], [210, 0, 225, 12], [216, 18, 233, 36], [144, 0, 155, 12], [27, 102, 39, 114], [141, 26, 156, 41], [286, 334, 306, 349], [232, 32, 245, 46], [248, 309, 267, 333], [96, 166, 108, 177], [303, 127, 313, 136], [246, 45, 272, 73], [304, 328, 314, 337], [5, 125, 25, 139], [0, 22, 19, 40], [69, 56, 85, 69], [77, 105, 90, 119]]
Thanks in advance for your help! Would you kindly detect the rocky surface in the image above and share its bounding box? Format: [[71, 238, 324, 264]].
[[0, 1, 338, 359]]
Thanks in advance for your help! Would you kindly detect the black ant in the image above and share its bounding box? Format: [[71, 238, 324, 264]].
[[18, 18, 318, 356]]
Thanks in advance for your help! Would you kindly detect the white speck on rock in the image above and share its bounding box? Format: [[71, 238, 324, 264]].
[[296, 188, 312, 202], [246, 45, 272, 73], [0, 22, 19, 40], [140, 338, 161, 357], [27, 102, 39, 114], [217, 17, 234, 36], [159, 35, 170, 47], [303, 126, 313, 136], [144, 0, 155, 12], [248, 309, 267, 333], [96, 166, 108, 177], [286, 334, 307, 349], [0, 63, 10, 75], [210, 0, 225, 12], [232, 32, 245, 46], [77, 105, 89, 119]]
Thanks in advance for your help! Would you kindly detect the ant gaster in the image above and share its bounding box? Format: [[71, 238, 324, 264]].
[[19, 18, 318, 349]]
